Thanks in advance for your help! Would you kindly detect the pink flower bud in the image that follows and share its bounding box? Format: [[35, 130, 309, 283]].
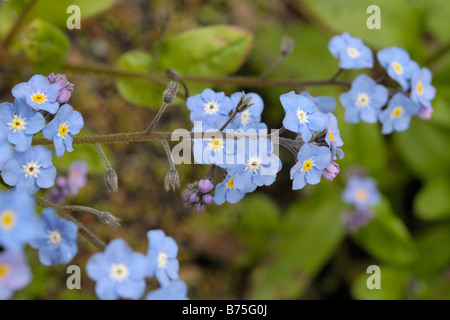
[[417, 106, 433, 120], [322, 161, 340, 181]]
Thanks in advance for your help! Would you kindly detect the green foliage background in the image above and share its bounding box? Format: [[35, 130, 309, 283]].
[[0, 0, 449, 300]]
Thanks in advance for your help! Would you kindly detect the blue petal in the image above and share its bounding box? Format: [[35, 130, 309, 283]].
[[95, 278, 119, 300], [116, 278, 146, 300], [36, 166, 56, 189], [86, 253, 109, 280]]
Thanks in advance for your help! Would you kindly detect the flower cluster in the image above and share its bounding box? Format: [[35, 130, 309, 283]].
[[0, 74, 84, 195], [184, 86, 346, 208], [341, 174, 381, 232], [330, 33, 436, 133], [86, 229, 188, 300], [0, 190, 78, 299]]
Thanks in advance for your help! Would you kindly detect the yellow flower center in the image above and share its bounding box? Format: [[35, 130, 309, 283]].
[[0, 210, 16, 230], [416, 82, 424, 95], [391, 106, 404, 119], [59, 124, 69, 137], [355, 188, 368, 202], [329, 130, 334, 142], [302, 159, 313, 171], [297, 109, 308, 124], [210, 138, 223, 150], [31, 93, 46, 104], [392, 62, 403, 75], [8, 115, 26, 132], [226, 177, 235, 189], [0, 264, 10, 279]]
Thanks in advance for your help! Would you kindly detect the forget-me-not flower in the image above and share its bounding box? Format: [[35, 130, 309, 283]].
[[325, 113, 344, 160], [377, 47, 419, 91], [342, 175, 381, 209], [147, 230, 180, 287], [0, 190, 39, 250], [339, 74, 389, 124], [328, 32, 374, 69], [300, 91, 336, 114], [30, 208, 78, 266], [43, 104, 83, 157], [290, 143, 332, 190], [280, 91, 328, 142], [379, 93, 419, 134], [186, 89, 232, 127], [214, 175, 247, 205], [1, 145, 57, 194], [0, 250, 32, 300], [0, 99, 45, 152], [86, 238, 148, 300], [11, 74, 61, 114], [410, 67, 436, 109]]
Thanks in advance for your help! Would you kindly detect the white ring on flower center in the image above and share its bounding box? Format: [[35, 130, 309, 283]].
[[346, 47, 360, 58], [158, 252, 168, 269], [109, 263, 130, 282], [355, 93, 370, 108], [240, 110, 251, 125], [22, 160, 41, 179], [8, 115, 27, 133], [296, 109, 309, 124], [204, 100, 220, 115], [246, 156, 263, 172], [48, 230, 63, 246]]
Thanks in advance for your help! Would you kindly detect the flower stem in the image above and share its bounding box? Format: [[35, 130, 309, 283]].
[[1, 0, 38, 50]]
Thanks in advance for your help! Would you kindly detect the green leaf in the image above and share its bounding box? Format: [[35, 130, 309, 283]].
[[412, 224, 450, 277], [394, 118, 450, 180], [116, 50, 165, 109], [352, 197, 416, 266], [20, 19, 70, 72], [248, 183, 345, 299], [116, 25, 253, 108], [301, 0, 425, 55], [0, 0, 114, 38], [415, 177, 450, 221], [352, 266, 411, 300]]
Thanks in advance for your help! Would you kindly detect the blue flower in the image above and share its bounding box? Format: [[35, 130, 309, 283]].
[[290, 143, 332, 190], [30, 208, 78, 266], [86, 238, 148, 300], [145, 280, 189, 300], [325, 113, 344, 160], [0, 190, 39, 250], [186, 89, 232, 127], [300, 91, 336, 114], [410, 67, 436, 109], [379, 93, 419, 134], [328, 32, 374, 69], [1, 145, 57, 194], [42, 104, 83, 157], [280, 91, 328, 142], [214, 175, 247, 205], [192, 122, 236, 168], [339, 74, 389, 124], [229, 92, 264, 130], [0, 99, 45, 152], [342, 175, 381, 209], [0, 250, 32, 300], [147, 230, 179, 287], [377, 47, 419, 91], [11, 74, 61, 114], [341, 208, 374, 232], [227, 138, 282, 192]]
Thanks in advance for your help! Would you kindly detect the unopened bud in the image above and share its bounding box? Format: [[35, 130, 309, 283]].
[[163, 80, 178, 104], [417, 106, 433, 120], [165, 68, 181, 81], [99, 211, 121, 228], [105, 168, 119, 193], [198, 179, 214, 194], [322, 161, 340, 181], [280, 36, 295, 57], [164, 167, 180, 191], [202, 194, 214, 205]]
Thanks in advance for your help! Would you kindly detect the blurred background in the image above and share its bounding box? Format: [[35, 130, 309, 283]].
[[0, 0, 449, 300]]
